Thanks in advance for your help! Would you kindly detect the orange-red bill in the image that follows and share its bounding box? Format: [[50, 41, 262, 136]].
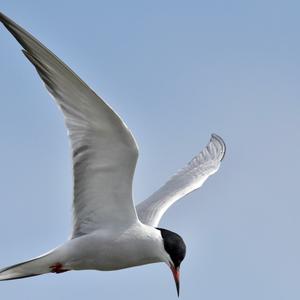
[[171, 266, 180, 297]]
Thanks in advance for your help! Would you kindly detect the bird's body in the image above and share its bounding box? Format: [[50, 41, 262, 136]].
[[51, 222, 165, 272], [0, 11, 226, 295], [0, 222, 168, 280]]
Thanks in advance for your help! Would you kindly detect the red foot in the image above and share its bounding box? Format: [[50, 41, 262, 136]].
[[50, 263, 69, 274]]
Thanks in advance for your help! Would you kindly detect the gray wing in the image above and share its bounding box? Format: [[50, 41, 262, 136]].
[[0, 12, 139, 238], [136, 134, 225, 227]]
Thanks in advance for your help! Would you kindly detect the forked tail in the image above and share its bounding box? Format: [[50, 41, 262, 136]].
[[0, 250, 68, 281]]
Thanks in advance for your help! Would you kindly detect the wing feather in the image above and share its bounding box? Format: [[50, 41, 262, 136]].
[[0, 12, 139, 238], [136, 134, 225, 227]]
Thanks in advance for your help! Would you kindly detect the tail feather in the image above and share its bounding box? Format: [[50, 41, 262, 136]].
[[0, 252, 58, 281]]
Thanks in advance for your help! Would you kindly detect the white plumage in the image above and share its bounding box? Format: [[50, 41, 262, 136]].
[[0, 12, 225, 295], [137, 134, 225, 227]]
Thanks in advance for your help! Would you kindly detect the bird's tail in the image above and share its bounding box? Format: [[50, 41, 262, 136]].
[[0, 250, 65, 281]]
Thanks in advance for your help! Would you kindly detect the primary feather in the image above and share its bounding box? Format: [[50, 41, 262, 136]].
[[136, 134, 225, 227], [0, 12, 139, 238]]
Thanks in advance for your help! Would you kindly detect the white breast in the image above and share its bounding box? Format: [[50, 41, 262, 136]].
[[54, 223, 167, 271]]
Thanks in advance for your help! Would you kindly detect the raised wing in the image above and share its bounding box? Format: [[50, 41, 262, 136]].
[[136, 134, 225, 227], [0, 12, 139, 238]]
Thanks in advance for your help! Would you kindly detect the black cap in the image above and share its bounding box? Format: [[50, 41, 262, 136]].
[[157, 228, 186, 268]]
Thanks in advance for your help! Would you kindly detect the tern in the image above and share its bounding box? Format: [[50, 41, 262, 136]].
[[0, 12, 226, 296]]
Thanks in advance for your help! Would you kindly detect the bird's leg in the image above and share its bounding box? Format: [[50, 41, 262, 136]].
[[49, 263, 69, 274]]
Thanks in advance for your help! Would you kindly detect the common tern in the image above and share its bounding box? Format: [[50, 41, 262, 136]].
[[0, 12, 226, 296]]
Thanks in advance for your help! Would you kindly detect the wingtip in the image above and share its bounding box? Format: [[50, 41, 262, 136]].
[[0, 11, 6, 20], [0, 11, 12, 26], [210, 133, 226, 161]]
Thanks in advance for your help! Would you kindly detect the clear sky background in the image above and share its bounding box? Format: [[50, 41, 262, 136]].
[[0, 1, 299, 299]]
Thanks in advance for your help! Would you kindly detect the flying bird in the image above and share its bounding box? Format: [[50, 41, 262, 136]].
[[0, 12, 226, 296]]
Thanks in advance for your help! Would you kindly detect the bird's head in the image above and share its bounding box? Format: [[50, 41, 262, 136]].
[[157, 228, 186, 297]]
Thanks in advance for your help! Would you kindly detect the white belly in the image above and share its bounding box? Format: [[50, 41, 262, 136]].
[[55, 223, 164, 271]]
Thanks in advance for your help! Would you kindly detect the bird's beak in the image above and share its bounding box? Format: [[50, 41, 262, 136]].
[[170, 265, 180, 297]]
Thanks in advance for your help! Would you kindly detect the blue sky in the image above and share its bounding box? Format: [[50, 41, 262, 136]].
[[0, 1, 300, 299]]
